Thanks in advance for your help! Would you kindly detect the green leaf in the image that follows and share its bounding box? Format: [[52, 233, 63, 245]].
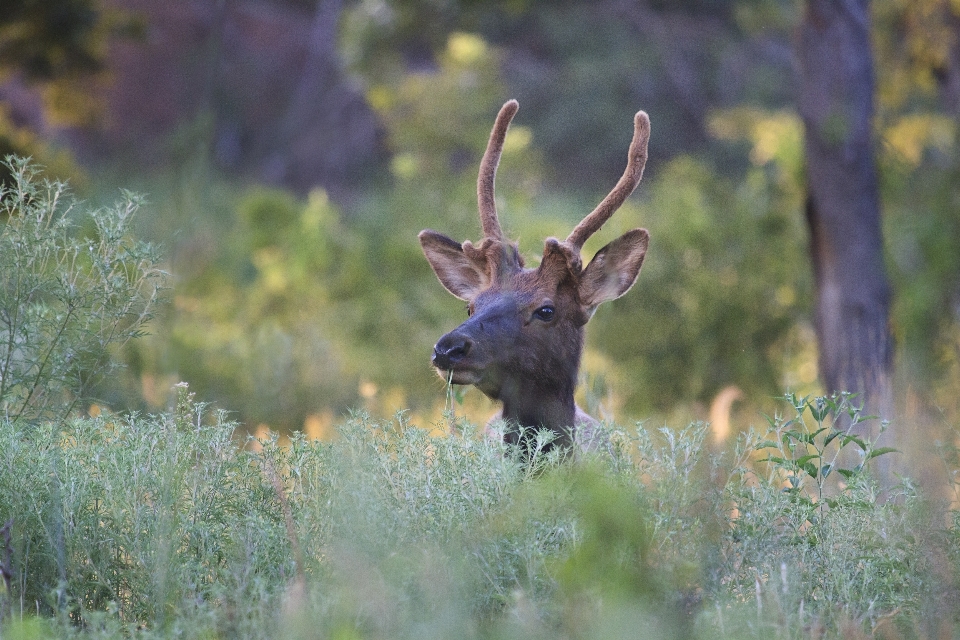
[[793, 428, 827, 445], [866, 447, 899, 460], [795, 453, 821, 467], [840, 435, 867, 451], [784, 429, 804, 443], [809, 400, 829, 422], [823, 429, 844, 447]]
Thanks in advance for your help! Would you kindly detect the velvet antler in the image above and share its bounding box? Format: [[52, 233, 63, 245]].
[[566, 111, 650, 250], [477, 100, 519, 242]]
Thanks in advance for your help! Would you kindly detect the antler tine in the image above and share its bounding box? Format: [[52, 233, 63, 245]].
[[566, 110, 650, 250], [477, 99, 519, 241]]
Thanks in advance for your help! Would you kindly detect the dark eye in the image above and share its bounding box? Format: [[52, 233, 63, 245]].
[[466, 303, 474, 317], [533, 305, 555, 322]]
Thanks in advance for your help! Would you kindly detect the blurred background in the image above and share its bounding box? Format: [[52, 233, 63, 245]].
[[1, 0, 958, 442]]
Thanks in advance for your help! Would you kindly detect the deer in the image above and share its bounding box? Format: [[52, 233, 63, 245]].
[[419, 99, 650, 452]]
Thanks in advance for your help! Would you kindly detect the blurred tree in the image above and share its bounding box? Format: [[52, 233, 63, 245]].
[[342, 0, 797, 189], [247, 0, 384, 195], [156, 0, 385, 196], [0, 0, 104, 81], [797, 0, 894, 447], [0, 0, 110, 182]]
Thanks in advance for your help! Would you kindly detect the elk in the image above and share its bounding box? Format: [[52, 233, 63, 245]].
[[419, 100, 650, 451]]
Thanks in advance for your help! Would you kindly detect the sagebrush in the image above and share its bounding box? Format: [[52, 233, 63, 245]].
[[0, 157, 165, 422], [0, 390, 956, 639]]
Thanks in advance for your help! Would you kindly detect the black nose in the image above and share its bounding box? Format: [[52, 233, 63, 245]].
[[432, 333, 472, 369]]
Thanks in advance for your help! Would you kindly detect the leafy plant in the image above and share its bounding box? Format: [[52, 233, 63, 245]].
[[0, 157, 165, 422], [716, 394, 926, 635], [756, 392, 898, 503]]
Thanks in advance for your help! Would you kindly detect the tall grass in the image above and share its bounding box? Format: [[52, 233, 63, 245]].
[[0, 388, 956, 639]]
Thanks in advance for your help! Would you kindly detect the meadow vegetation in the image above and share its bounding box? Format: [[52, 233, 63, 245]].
[[1, 384, 956, 639]]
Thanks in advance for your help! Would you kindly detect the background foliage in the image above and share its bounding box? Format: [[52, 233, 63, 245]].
[[98, 31, 819, 430], [3, 0, 957, 435]]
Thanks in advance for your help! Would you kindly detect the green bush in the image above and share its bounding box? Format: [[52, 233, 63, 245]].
[[713, 394, 927, 635], [589, 153, 811, 415], [0, 384, 291, 631], [0, 157, 165, 422]]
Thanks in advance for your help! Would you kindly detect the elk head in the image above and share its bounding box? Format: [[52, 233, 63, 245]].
[[419, 100, 650, 448]]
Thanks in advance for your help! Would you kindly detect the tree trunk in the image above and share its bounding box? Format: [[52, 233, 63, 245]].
[[256, 0, 382, 197], [797, 0, 895, 472]]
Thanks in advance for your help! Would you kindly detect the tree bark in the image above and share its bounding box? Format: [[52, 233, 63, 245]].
[[796, 0, 895, 464]]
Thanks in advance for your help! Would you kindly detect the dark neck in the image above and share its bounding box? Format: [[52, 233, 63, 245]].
[[502, 394, 576, 429], [478, 326, 584, 448], [498, 375, 578, 448]]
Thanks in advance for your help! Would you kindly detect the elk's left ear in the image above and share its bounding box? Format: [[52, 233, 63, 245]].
[[578, 228, 649, 309]]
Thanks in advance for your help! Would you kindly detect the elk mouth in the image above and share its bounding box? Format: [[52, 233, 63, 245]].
[[434, 365, 483, 386], [433, 358, 503, 399], [432, 333, 487, 386]]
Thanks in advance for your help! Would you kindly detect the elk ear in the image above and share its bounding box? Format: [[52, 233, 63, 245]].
[[579, 228, 649, 309], [419, 229, 490, 300]]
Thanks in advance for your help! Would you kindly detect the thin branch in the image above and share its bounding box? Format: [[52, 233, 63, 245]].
[[17, 304, 76, 419]]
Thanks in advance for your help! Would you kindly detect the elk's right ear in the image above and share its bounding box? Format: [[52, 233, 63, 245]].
[[419, 230, 490, 300]]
